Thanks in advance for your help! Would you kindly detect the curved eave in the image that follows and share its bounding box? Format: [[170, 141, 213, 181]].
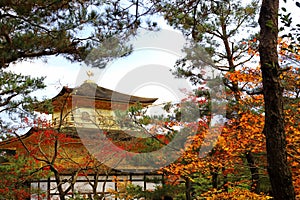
[[72, 94, 158, 105], [35, 83, 158, 113]]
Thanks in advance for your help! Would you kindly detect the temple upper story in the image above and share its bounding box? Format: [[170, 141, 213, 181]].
[[35, 81, 158, 131]]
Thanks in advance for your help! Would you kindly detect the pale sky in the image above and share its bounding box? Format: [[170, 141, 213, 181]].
[[7, 15, 184, 101], [8, 28, 191, 118]]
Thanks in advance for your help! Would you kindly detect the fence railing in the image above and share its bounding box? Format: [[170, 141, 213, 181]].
[[30, 173, 164, 200]]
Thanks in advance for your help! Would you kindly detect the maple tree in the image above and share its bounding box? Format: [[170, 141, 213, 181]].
[[7, 122, 118, 199], [158, 76, 264, 198], [145, 1, 265, 199], [11, 125, 85, 200], [278, 36, 300, 198], [156, 44, 299, 200], [157, 42, 299, 199], [146, 35, 299, 199]]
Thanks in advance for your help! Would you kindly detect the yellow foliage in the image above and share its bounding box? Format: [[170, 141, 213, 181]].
[[107, 177, 137, 200], [199, 188, 272, 200]]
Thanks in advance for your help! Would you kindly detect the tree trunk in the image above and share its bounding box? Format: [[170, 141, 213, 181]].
[[52, 169, 66, 200], [210, 167, 218, 189], [245, 151, 260, 193], [258, 0, 295, 199], [185, 177, 192, 200], [221, 167, 228, 192]]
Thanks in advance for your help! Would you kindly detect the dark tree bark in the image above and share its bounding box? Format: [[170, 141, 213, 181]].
[[258, 0, 295, 199], [245, 151, 260, 193], [221, 167, 228, 192], [210, 167, 218, 189], [185, 177, 192, 200]]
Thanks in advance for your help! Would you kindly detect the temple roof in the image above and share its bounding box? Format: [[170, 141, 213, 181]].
[[74, 81, 158, 103], [35, 81, 158, 112], [53, 81, 157, 104]]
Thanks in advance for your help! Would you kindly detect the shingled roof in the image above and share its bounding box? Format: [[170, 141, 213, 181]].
[[34, 81, 158, 112], [55, 81, 157, 104]]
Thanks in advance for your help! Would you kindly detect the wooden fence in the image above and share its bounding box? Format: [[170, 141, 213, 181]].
[[30, 173, 164, 200]]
